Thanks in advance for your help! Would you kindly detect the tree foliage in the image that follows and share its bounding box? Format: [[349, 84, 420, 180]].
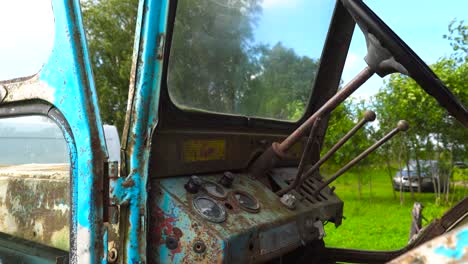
[[82, 0, 320, 130], [81, 0, 466, 177], [372, 20, 467, 164], [81, 0, 139, 132]]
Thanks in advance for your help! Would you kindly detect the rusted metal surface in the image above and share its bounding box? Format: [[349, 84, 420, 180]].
[[323, 247, 406, 263], [278, 110, 376, 196], [149, 170, 343, 263], [277, 119, 320, 196], [296, 110, 375, 192], [111, 0, 170, 262], [0, 164, 70, 250], [388, 224, 468, 264], [409, 202, 425, 242], [148, 185, 226, 263], [0, 0, 110, 261], [313, 120, 409, 196]]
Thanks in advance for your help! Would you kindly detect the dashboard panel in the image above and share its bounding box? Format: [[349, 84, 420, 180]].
[[148, 169, 343, 263], [149, 130, 309, 178]]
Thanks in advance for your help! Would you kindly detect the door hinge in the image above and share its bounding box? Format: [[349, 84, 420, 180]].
[[104, 161, 119, 223]]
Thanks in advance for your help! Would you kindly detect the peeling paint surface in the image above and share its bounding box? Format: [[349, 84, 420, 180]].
[[149, 171, 343, 263], [148, 186, 226, 263], [0, 0, 109, 262], [388, 224, 468, 264], [1, 76, 55, 103], [112, 0, 170, 263], [0, 164, 70, 250]]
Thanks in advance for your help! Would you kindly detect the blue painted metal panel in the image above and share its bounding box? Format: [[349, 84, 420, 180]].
[[110, 0, 170, 262], [38, 0, 108, 262], [149, 186, 226, 263], [434, 228, 468, 260]]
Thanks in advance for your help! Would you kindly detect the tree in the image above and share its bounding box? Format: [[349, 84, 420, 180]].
[[371, 20, 467, 201], [81, 0, 139, 132], [443, 19, 468, 63], [82, 0, 321, 129], [168, 0, 262, 114]]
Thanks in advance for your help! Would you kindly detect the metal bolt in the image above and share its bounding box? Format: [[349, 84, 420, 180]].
[[108, 247, 118, 263], [184, 175, 202, 194], [280, 194, 297, 210], [219, 171, 234, 188], [166, 236, 179, 250], [193, 240, 206, 253]]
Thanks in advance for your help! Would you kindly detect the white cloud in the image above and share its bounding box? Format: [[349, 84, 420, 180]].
[[0, 0, 55, 80], [343, 52, 361, 72], [262, 0, 299, 9]]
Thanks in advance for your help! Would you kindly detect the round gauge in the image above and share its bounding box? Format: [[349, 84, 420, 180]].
[[231, 190, 260, 213], [202, 180, 227, 200], [192, 196, 226, 223]]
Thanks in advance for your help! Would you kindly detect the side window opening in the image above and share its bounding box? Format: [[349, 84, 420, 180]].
[[168, 0, 336, 122], [0, 116, 70, 253]]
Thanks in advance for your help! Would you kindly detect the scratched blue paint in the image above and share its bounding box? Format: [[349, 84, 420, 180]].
[[102, 229, 108, 264], [434, 228, 468, 260], [152, 188, 226, 263], [110, 0, 170, 262], [38, 0, 108, 262]]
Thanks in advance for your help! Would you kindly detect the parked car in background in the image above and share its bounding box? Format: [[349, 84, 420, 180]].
[[392, 160, 440, 192], [454, 161, 467, 169], [393, 169, 435, 192]]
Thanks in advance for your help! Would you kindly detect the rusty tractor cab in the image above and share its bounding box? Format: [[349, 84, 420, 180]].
[[145, 0, 468, 263], [0, 0, 467, 263]]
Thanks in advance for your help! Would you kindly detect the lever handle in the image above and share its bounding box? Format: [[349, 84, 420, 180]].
[[249, 67, 375, 179], [313, 120, 409, 196], [277, 110, 376, 196]]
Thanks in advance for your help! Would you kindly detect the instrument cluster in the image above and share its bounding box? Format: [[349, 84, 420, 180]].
[[185, 173, 261, 223]]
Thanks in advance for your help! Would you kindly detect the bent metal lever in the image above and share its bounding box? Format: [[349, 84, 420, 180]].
[[249, 66, 375, 179], [313, 120, 409, 196], [277, 110, 376, 196]]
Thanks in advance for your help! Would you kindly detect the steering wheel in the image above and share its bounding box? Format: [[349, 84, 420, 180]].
[[341, 0, 468, 127]]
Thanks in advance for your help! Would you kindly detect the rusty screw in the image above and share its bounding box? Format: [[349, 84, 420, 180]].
[[108, 247, 118, 263], [193, 240, 206, 253]]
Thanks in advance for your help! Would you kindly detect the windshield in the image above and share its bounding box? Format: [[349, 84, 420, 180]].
[[168, 0, 335, 121]]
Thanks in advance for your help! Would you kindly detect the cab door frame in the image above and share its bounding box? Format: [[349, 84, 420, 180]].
[[0, 0, 108, 262], [111, 0, 170, 263]]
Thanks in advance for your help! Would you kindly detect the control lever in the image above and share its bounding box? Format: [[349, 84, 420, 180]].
[[250, 66, 375, 179], [313, 120, 409, 196], [277, 110, 376, 196]]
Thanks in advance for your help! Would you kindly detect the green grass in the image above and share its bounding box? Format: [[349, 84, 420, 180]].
[[322, 166, 466, 250]]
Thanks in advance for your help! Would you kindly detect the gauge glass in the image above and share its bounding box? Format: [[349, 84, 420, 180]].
[[202, 181, 227, 200], [193, 196, 226, 223], [233, 190, 260, 213]]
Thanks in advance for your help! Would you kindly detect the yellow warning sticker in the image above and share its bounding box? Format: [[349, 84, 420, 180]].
[[182, 139, 226, 162]]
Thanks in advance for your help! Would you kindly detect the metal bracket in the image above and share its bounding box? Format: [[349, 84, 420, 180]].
[[0, 85, 7, 103]]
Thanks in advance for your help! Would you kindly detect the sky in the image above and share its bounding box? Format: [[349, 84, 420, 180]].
[[0, 0, 54, 80], [255, 0, 468, 101], [0, 0, 467, 101]]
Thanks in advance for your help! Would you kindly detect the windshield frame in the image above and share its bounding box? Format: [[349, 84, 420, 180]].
[[157, 0, 355, 133]]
